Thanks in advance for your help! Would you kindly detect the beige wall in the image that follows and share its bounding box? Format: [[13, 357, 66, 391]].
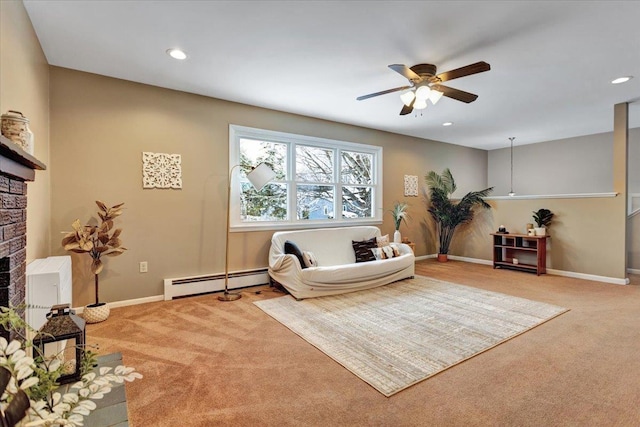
[[629, 214, 640, 270], [0, 0, 51, 261], [629, 109, 639, 270], [49, 67, 487, 306], [488, 132, 615, 196], [627, 127, 639, 193], [489, 198, 624, 278]]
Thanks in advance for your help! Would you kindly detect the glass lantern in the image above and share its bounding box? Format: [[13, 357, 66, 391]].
[[33, 304, 86, 384]]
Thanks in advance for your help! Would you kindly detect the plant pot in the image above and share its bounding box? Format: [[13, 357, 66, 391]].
[[534, 227, 546, 236], [393, 230, 402, 243], [83, 302, 110, 324], [437, 253, 448, 262]]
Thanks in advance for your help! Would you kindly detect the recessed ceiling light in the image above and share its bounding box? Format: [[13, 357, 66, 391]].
[[611, 76, 632, 84], [442, 122, 453, 126], [166, 48, 187, 60]]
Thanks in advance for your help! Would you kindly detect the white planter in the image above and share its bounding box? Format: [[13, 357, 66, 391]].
[[534, 227, 546, 236], [84, 303, 110, 324], [393, 230, 402, 243]]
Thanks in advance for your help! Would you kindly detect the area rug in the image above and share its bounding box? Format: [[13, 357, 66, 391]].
[[254, 275, 569, 397]]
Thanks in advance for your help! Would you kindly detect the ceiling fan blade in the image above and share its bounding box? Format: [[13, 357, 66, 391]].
[[356, 85, 411, 101], [388, 64, 421, 82], [399, 99, 414, 115], [436, 61, 490, 82], [433, 84, 479, 103]]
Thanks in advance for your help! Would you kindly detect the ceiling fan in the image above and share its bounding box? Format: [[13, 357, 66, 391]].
[[356, 61, 491, 115]]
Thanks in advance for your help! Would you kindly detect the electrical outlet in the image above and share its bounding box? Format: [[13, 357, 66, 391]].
[[139, 261, 148, 273]]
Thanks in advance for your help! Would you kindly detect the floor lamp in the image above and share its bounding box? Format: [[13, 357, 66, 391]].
[[219, 162, 276, 302]]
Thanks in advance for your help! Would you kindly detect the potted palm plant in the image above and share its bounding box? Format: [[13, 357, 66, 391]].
[[532, 208, 554, 236], [425, 169, 493, 262], [61, 201, 127, 323]]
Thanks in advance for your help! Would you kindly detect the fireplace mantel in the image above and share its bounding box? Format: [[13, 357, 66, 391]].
[[0, 134, 46, 339], [0, 135, 46, 181]]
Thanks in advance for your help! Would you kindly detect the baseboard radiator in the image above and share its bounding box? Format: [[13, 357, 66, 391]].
[[163, 268, 270, 300]]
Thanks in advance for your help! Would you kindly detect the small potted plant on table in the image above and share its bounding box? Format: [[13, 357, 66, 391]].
[[532, 208, 554, 236], [62, 201, 127, 323]]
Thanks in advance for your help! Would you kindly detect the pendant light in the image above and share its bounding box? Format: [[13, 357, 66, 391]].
[[508, 137, 516, 197]]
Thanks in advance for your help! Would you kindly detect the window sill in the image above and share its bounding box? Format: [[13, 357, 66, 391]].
[[230, 219, 383, 233]]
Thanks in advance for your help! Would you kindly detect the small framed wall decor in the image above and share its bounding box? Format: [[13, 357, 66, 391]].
[[404, 175, 419, 197], [142, 152, 183, 189]]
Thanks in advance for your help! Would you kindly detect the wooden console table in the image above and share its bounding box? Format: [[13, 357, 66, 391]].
[[491, 233, 548, 275]]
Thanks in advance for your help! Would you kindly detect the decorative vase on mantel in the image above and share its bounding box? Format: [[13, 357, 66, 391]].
[[393, 229, 402, 243]]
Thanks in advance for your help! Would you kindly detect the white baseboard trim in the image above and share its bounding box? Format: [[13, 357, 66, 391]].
[[446, 255, 493, 266], [73, 258, 634, 313], [73, 295, 165, 313], [547, 268, 629, 285], [423, 254, 629, 285]]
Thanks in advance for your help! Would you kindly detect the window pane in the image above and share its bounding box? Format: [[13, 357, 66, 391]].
[[296, 185, 334, 220], [341, 151, 373, 185], [240, 138, 287, 180], [241, 183, 287, 221], [296, 146, 334, 182], [231, 125, 383, 228], [342, 186, 372, 218]]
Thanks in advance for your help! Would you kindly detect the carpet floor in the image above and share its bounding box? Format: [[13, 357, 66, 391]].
[[87, 260, 640, 426], [255, 276, 568, 396]]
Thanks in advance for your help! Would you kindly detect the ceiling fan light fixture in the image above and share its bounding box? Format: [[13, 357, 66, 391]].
[[413, 98, 428, 110], [415, 85, 431, 101], [400, 90, 416, 107], [429, 89, 444, 105], [356, 61, 490, 116]]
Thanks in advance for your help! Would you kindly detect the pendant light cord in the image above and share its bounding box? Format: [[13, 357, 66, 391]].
[[509, 137, 515, 196]]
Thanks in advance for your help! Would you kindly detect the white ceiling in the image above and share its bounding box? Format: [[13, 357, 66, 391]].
[[23, 0, 640, 150]]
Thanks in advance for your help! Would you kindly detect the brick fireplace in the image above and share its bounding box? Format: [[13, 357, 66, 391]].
[[0, 135, 45, 340]]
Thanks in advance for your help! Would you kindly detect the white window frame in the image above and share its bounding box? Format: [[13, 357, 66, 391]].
[[229, 124, 383, 231]]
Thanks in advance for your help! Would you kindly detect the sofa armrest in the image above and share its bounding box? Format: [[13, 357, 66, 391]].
[[270, 253, 303, 272], [396, 243, 414, 257]]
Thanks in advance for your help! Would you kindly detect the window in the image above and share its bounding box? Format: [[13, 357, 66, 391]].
[[229, 125, 383, 231]]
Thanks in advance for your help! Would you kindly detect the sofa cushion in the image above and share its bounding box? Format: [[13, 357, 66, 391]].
[[372, 243, 401, 260], [285, 240, 307, 269], [300, 251, 414, 284], [377, 234, 390, 247], [302, 251, 318, 268], [352, 237, 377, 263], [270, 226, 381, 267]]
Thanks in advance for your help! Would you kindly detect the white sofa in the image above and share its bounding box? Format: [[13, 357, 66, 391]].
[[268, 226, 415, 299]]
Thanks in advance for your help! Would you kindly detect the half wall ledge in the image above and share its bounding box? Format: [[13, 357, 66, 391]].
[[487, 192, 618, 200]]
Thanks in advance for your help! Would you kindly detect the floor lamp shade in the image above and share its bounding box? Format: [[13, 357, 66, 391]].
[[247, 162, 276, 191], [219, 162, 276, 302]]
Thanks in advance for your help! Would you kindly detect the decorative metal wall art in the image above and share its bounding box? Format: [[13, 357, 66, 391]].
[[142, 152, 182, 189], [404, 175, 419, 197]]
